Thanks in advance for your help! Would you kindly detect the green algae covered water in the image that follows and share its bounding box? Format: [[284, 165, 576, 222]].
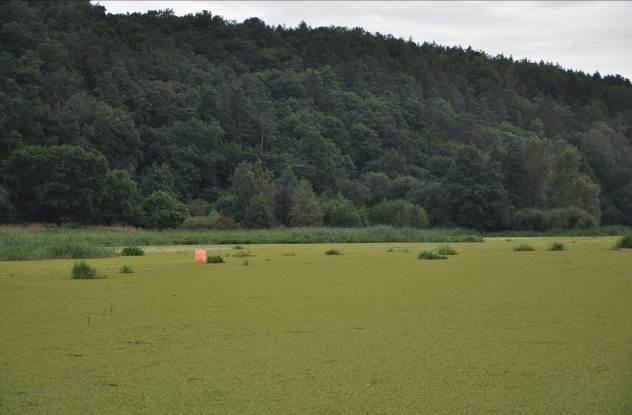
[[1, 238, 631, 414]]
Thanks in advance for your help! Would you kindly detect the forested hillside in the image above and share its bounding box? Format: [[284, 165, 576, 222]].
[[1, 1, 632, 230]]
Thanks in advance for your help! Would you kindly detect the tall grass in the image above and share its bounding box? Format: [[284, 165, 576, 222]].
[[437, 245, 458, 255], [71, 261, 98, 279], [0, 225, 483, 260], [0, 233, 116, 261]]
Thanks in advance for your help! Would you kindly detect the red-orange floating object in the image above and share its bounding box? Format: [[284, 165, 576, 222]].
[[195, 249, 206, 263]]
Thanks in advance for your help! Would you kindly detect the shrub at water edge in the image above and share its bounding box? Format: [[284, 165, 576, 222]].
[[121, 246, 144, 256]]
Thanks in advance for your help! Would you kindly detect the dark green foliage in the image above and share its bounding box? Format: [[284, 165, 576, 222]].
[[178, 211, 237, 230], [440, 147, 511, 231], [0, 186, 15, 224], [614, 234, 632, 249], [102, 170, 143, 226], [119, 265, 134, 273], [0, 1, 631, 229], [4, 145, 109, 224], [206, 255, 225, 263], [418, 251, 447, 260], [325, 248, 342, 255], [143, 191, 189, 229], [513, 207, 598, 230], [288, 180, 323, 227], [513, 244, 536, 251], [71, 261, 98, 279], [437, 245, 458, 255], [320, 194, 366, 227], [243, 194, 275, 229], [369, 199, 428, 228], [547, 242, 565, 251], [121, 246, 144, 256]]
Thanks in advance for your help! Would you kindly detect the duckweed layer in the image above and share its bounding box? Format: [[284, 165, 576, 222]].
[[1, 238, 631, 414]]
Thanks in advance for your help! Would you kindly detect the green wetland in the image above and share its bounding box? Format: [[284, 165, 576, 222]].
[[1, 237, 631, 414]]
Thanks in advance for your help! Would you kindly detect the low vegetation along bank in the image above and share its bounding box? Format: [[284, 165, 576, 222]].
[[2, 225, 630, 261], [0, 226, 482, 260]]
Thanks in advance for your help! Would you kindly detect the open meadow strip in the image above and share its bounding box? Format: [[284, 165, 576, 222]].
[[1, 237, 631, 414]]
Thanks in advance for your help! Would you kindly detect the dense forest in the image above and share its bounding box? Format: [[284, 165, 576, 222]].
[[1, 1, 632, 230]]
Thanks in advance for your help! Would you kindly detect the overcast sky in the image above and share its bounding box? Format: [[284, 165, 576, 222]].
[[95, 1, 632, 80]]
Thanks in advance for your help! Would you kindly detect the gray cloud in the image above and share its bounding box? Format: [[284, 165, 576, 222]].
[[95, 1, 632, 79]]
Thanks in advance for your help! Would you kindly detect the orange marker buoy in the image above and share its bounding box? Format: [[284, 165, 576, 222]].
[[195, 249, 206, 263]]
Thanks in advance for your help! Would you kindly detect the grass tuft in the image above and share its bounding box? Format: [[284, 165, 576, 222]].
[[71, 261, 99, 279], [325, 248, 342, 256], [119, 265, 134, 273], [437, 245, 458, 255], [121, 246, 144, 256], [513, 244, 536, 252], [206, 255, 225, 263], [547, 242, 565, 251], [417, 250, 447, 260]]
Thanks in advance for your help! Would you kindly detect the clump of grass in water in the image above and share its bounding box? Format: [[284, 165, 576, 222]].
[[513, 244, 535, 251], [71, 261, 101, 279], [437, 245, 458, 255], [242, 260, 249, 266], [325, 248, 342, 255], [206, 255, 224, 263], [233, 245, 244, 250], [547, 242, 565, 251], [417, 250, 447, 260], [119, 265, 134, 273], [120, 246, 144, 256], [386, 247, 410, 253], [281, 252, 296, 256], [232, 250, 254, 258], [614, 234, 632, 249]]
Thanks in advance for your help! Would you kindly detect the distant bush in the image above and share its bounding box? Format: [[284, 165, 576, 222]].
[[325, 248, 342, 255], [547, 207, 597, 229], [321, 194, 366, 227], [513, 209, 548, 231], [206, 255, 224, 263], [121, 246, 144, 256], [437, 245, 458, 255], [614, 234, 632, 249], [72, 261, 98, 279], [186, 199, 213, 217], [178, 216, 216, 230], [243, 194, 276, 229], [513, 244, 535, 251], [119, 265, 134, 273], [233, 245, 244, 250], [178, 210, 240, 230], [369, 199, 428, 228], [547, 242, 565, 251], [242, 260, 249, 266], [418, 250, 447, 260], [143, 191, 189, 229], [513, 207, 597, 231]]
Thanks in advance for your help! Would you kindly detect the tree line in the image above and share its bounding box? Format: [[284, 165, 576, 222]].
[[1, 1, 631, 230]]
